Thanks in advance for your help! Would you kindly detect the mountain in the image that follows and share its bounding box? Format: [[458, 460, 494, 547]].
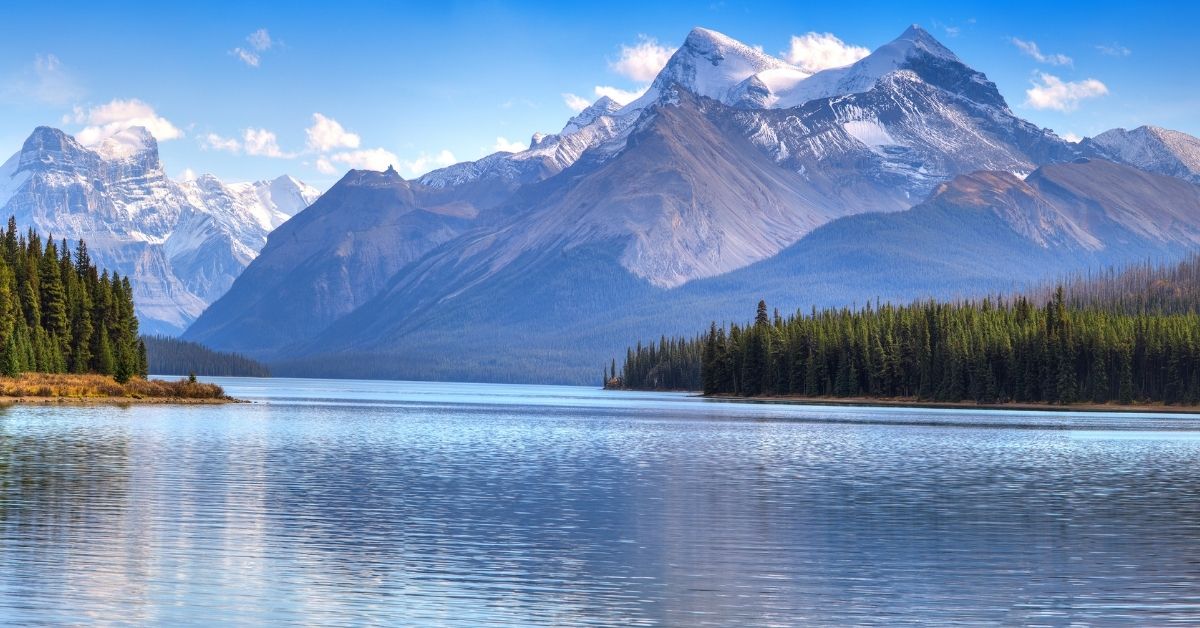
[[0, 126, 319, 334], [1082, 126, 1200, 183], [627, 27, 807, 109], [273, 159, 1200, 384], [183, 25, 1200, 384], [182, 167, 474, 354]]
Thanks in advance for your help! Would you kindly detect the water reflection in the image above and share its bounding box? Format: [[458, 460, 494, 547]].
[[0, 379, 1197, 624]]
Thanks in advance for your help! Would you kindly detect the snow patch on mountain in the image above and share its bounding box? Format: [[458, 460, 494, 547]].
[[842, 119, 898, 148]]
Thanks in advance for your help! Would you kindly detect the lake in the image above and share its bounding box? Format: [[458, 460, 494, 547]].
[[1, 377, 1199, 625]]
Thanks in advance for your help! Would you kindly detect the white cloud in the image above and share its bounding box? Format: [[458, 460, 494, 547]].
[[328, 147, 405, 173], [781, 32, 869, 74], [394, 149, 456, 177], [242, 128, 288, 157], [180, 168, 198, 181], [69, 98, 182, 146], [1, 54, 84, 106], [1096, 43, 1131, 57], [315, 156, 337, 175], [1024, 73, 1108, 112], [593, 85, 646, 105], [492, 137, 526, 153], [199, 128, 292, 157], [200, 132, 241, 152], [232, 48, 260, 67], [562, 93, 591, 112], [610, 36, 675, 82], [1011, 38, 1072, 66], [231, 28, 275, 67], [305, 113, 361, 152], [247, 28, 273, 51], [1060, 132, 1082, 143]]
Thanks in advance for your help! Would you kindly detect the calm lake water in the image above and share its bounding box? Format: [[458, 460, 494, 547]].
[[2, 378, 1200, 625]]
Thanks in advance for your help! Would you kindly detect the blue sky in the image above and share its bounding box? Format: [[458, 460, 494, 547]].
[[0, 0, 1195, 188]]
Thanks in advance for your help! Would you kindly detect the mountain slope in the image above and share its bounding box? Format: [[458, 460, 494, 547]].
[[281, 159, 1200, 384], [182, 168, 474, 353], [183, 24, 1197, 384], [0, 126, 318, 334], [1083, 126, 1200, 183]]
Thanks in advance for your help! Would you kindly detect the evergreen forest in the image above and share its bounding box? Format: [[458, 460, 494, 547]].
[[0, 218, 146, 381], [611, 255, 1200, 406]]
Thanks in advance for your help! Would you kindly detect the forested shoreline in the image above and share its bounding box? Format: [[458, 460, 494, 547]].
[[0, 218, 146, 381], [143, 336, 270, 377], [610, 255, 1200, 406]]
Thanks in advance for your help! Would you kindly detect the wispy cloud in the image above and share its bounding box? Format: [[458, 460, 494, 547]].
[[1024, 72, 1108, 112], [1096, 43, 1131, 57], [1, 54, 84, 106], [1011, 38, 1073, 66], [781, 32, 869, 74], [231, 28, 276, 68]]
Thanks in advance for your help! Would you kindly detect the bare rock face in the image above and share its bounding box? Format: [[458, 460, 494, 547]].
[[0, 126, 319, 334]]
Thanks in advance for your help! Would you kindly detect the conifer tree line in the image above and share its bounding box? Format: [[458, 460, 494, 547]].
[[1029, 254, 1200, 316], [0, 217, 146, 380], [142, 335, 270, 377], [611, 254, 1200, 405], [607, 335, 702, 390]]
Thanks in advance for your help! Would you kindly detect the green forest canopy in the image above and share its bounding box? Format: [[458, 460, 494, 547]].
[[0, 217, 145, 381], [143, 335, 270, 377], [612, 254, 1200, 406]]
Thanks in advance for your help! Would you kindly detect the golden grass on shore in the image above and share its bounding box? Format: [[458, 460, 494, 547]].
[[0, 373, 231, 403]]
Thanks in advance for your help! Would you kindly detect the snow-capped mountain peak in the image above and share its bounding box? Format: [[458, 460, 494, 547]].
[[626, 26, 805, 110], [1083, 125, 1200, 183], [93, 125, 159, 160], [892, 24, 959, 62], [733, 23, 1001, 110], [561, 96, 623, 135], [0, 125, 320, 334]]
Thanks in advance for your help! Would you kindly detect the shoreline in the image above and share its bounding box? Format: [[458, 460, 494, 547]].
[[700, 393, 1200, 415], [0, 395, 241, 405], [0, 373, 239, 405]]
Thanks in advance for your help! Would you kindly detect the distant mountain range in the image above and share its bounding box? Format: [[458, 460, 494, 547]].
[[0, 126, 319, 334], [180, 24, 1200, 384], [2, 25, 1194, 384]]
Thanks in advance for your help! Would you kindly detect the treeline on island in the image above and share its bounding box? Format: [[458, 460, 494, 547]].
[[609, 254, 1200, 406], [143, 336, 271, 377], [0, 218, 146, 381]]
